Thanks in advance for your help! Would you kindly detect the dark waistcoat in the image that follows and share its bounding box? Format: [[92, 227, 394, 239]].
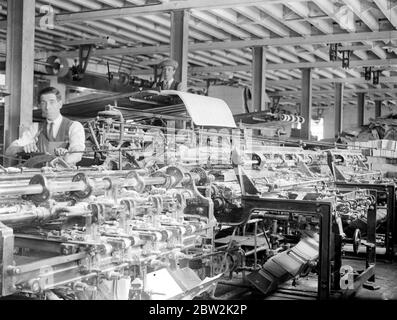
[[37, 117, 73, 154]]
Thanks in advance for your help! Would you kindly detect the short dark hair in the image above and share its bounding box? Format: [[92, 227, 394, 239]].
[[38, 87, 62, 103]]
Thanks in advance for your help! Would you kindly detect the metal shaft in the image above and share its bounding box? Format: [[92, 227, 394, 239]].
[[0, 179, 110, 197]]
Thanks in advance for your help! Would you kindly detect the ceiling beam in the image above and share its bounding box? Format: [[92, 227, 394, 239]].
[[126, 58, 397, 74], [47, 30, 397, 59], [0, 0, 309, 29], [269, 88, 397, 96], [282, 94, 397, 100], [266, 76, 397, 86], [199, 58, 397, 72], [280, 99, 393, 104], [374, 0, 397, 28]]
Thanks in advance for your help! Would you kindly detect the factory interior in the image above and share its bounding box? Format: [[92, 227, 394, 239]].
[[0, 0, 397, 302]]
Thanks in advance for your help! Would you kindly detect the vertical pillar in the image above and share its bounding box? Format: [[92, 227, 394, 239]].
[[300, 68, 312, 140], [334, 83, 344, 136], [375, 100, 382, 118], [252, 46, 267, 112], [4, 0, 36, 151], [357, 92, 365, 126], [170, 10, 189, 91]]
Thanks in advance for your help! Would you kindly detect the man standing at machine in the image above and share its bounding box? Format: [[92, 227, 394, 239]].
[[6, 86, 85, 166], [153, 58, 186, 91]]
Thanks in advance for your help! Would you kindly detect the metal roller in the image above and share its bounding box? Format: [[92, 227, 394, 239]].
[[298, 116, 305, 124], [0, 174, 111, 203]]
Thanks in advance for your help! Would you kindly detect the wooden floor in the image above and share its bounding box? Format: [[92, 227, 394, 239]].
[[353, 259, 397, 300], [212, 257, 397, 300]]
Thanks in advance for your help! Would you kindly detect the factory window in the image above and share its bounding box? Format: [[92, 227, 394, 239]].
[[311, 118, 324, 141]]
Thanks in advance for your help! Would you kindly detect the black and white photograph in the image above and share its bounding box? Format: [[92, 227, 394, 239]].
[[0, 0, 396, 310]]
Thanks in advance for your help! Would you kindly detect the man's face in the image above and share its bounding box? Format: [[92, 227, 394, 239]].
[[162, 66, 175, 82], [40, 93, 62, 121]]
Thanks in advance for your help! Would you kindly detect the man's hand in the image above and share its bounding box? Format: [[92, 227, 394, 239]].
[[54, 148, 68, 157], [23, 142, 38, 154]]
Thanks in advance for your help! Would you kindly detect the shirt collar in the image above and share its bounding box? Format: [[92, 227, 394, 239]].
[[47, 115, 62, 125]]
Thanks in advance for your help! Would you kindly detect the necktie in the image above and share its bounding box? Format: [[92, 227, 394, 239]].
[[48, 122, 54, 140]]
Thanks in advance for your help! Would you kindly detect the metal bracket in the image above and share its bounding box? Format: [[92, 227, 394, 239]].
[[271, 96, 281, 113], [340, 50, 351, 69], [71, 44, 94, 81]]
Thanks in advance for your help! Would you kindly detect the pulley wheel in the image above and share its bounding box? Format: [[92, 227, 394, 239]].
[[45, 56, 69, 77], [118, 72, 130, 86]]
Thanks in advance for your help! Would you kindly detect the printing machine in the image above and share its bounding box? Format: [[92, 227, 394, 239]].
[[0, 91, 386, 300], [0, 165, 224, 300], [209, 148, 377, 299], [325, 148, 396, 260]]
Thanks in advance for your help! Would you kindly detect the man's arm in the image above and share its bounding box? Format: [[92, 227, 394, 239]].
[[5, 125, 39, 157], [63, 121, 85, 165]]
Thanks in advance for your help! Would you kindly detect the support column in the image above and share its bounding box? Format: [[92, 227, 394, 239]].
[[170, 10, 189, 91], [4, 0, 36, 152], [357, 92, 365, 127], [334, 83, 344, 137], [375, 100, 382, 118], [300, 68, 312, 140], [252, 46, 267, 112]]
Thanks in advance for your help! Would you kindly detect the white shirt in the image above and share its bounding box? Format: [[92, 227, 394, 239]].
[[6, 115, 86, 165], [47, 114, 63, 139], [164, 80, 173, 90], [152, 78, 185, 91], [165, 79, 185, 91]]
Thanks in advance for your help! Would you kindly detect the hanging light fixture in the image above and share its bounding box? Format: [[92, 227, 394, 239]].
[[364, 67, 372, 80], [341, 50, 351, 68], [329, 43, 338, 61], [372, 70, 381, 85]]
